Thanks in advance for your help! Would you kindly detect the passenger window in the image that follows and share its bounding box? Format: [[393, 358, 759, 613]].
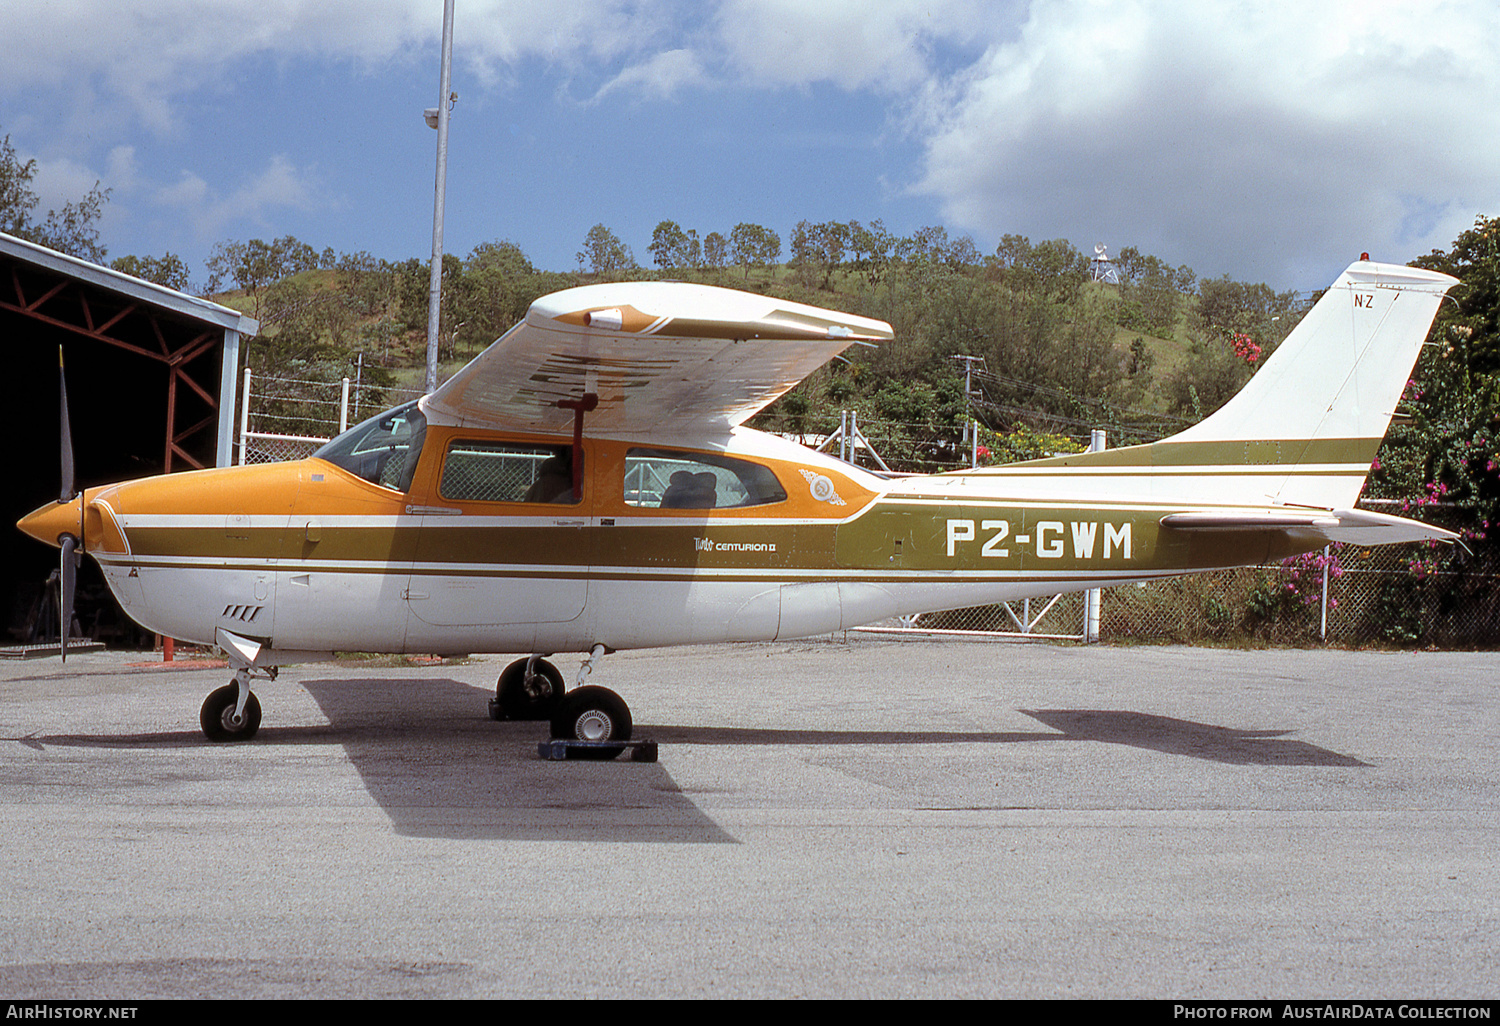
[[440, 441, 581, 504], [623, 448, 787, 509]]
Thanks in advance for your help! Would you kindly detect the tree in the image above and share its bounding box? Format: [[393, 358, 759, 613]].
[[467, 239, 535, 277], [577, 224, 634, 277], [649, 220, 689, 270], [204, 236, 322, 316], [848, 219, 895, 289], [1116, 256, 1181, 337], [1413, 214, 1500, 374], [1, 130, 111, 263], [1163, 328, 1253, 420], [728, 223, 780, 280], [703, 231, 728, 272], [1367, 214, 1500, 550], [450, 240, 546, 352], [110, 253, 191, 292], [991, 236, 1088, 304], [789, 220, 851, 290]]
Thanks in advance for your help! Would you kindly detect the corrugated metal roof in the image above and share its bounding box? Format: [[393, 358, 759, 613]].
[[0, 231, 259, 336]]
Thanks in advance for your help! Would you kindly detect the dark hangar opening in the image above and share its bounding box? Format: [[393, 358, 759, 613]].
[[2, 234, 254, 649]]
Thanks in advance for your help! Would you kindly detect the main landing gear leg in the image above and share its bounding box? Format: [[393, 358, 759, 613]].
[[574, 644, 606, 690], [490, 655, 566, 721], [549, 645, 634, 759]]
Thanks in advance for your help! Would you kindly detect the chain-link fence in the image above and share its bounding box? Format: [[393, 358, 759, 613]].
[[887, 543, 1500, 647], [234, 384, 1499, 647], [237, 370, 422, 466]]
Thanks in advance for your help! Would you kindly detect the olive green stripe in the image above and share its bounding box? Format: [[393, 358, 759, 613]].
[[978, 437, 1381, 470], [102, 557, 1180, 586], [116, 526, 836, 570]]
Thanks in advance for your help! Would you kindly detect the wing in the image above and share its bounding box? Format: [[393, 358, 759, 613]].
[[1161, 508, 1456, 545], [423, 281, 893, 435]]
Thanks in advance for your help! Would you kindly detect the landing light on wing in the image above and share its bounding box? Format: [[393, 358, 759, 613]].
[[583, 308, 623, 330]]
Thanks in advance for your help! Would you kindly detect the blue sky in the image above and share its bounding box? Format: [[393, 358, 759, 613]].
[[3, 1, 1497, 294]]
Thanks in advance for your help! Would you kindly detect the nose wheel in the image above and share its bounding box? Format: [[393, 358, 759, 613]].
[[205, 629, 273, 742], [200, 681, 262, 741]]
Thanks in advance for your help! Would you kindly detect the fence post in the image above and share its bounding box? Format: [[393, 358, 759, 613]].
[[339, 377, 351, 434], [238, 368, 252, 466], [1320, 545, 1330, 641], [1085, 429, 1106, 642]]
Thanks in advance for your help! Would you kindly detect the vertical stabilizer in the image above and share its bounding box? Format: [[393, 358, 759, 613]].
[[1164, 259, 1457, 508]]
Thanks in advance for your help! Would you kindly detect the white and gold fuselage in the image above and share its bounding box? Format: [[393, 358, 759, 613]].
[[17, 260, 1459, 664], [19, 420, 1448, 661]]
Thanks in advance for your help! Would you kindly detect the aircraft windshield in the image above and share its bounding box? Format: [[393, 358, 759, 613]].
[[312, 399, 427, 491]]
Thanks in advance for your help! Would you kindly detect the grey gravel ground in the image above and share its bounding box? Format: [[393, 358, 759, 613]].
[[0, 637, 1496, 999]]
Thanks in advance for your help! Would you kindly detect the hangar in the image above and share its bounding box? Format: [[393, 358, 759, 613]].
[[1, 232, 258, 647]]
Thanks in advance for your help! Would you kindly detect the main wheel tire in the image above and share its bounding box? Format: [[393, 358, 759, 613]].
[[550, 685, 632, 760], [491, 658, 566, 721], [200, 683, 262, 742]]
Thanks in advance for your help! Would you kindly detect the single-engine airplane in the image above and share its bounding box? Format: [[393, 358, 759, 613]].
[[18, 258, 1458, 752]]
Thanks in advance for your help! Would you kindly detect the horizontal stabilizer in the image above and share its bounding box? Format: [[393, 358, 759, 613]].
[[1161, 508, 1456, 546]]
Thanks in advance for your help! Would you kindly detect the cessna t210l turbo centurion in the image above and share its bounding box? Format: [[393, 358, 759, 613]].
[[19, 259, 1458, 752]]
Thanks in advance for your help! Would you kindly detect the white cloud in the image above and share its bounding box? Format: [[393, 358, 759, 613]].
[[155, 154, 322, 240], [7, 0, 1497, 284], [0, 1, 680, 129], [591, 49, 708, 104], [912, 0, 1500, 284], [28, 156, 108, 212], [713, 0, 996, 92], [1, 1, 995, 124], [104, 146, 142, 192], [0, 1, 433, 135]]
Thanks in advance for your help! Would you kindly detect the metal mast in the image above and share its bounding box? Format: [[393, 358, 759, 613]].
[[424, 0, 456, 395], [952, 354, 984, 468]]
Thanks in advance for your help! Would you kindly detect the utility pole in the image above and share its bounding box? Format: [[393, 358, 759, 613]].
[[424, 0, 456, 396], [1085, 429, 1107, 643], [952, 355, 984, 468]]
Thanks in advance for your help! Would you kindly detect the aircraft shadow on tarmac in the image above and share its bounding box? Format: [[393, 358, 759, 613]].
[[538, 710, 1369, 767], [14, 677, 738, 845], [296, 677, 740, 844], [1019, 709, 1370, 767], [17, 685, 1367, 841]]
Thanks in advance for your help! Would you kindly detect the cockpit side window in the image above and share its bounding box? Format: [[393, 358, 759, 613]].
[[312, 399, 427, 491], [623, 448, 787, 509], [439, 441, 582, 504]]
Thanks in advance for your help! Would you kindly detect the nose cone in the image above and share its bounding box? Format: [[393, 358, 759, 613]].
[[17, 497, 83, 549]]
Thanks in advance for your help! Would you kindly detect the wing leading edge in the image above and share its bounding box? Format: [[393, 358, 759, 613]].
[[423, 281, 893, 435]]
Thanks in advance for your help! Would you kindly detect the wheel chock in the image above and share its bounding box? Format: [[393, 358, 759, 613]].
[[538, 739, 659, 762]]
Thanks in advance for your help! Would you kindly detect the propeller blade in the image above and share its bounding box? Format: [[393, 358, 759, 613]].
[[59, 346, 76, 503], [59, 534, 77, 662]]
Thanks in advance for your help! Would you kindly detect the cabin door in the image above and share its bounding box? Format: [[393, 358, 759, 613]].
[[405, 436, 591, 629]]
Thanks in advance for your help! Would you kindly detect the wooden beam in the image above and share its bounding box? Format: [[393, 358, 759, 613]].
[[0, 296, 167, 362], [26, 279, 69, 313]]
